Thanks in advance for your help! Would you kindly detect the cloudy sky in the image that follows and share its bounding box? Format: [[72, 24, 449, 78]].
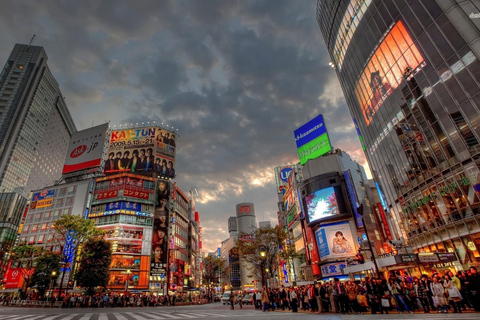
[[0, 0, 369, 253]]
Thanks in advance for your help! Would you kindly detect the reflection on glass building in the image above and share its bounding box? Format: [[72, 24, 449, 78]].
[[317, 0, 480, 268]]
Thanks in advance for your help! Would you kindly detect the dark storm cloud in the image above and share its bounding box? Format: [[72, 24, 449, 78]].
[[0, 0, 368, 252]]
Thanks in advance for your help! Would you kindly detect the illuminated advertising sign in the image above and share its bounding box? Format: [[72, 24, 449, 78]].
[[355, 20, 425, 126], [4, 268, 23, 288], [343, 170, 364, 228], [315, 221, 356, 260], [320, 261, 347, 278], [151, 179, 170, 276], [30, 189, 55, 209], [305, 225, 321, 276], [105, 127, 176, 178], [294, 114, 332, 165], [377, 203, 392, 240], [305, 187, 340, 223], [274, 165, 300, 194], [62, 123, 108, 175], [61, 230, 76, 271], [283, 170, 295, 211]]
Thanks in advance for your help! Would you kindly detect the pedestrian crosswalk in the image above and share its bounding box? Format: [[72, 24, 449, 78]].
[[0, 311, 262, 320], [340, 312, 480, 319]]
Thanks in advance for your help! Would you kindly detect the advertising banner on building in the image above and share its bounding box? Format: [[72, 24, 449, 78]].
[[150, 179, 171, 277], [274, 165, 300, 194], [4, 268, 24, 289], [30, 189, 55, 209], [354, 20, 425, 126], [343, 170, 364, 228], [315, 221, 356, 260], [293, 114, 332, 165], [62, 123, 109, 175], [105, 127, 176, 178]]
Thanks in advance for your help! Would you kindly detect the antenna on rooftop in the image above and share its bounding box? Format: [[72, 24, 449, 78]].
[[27, 35, 36, 50]]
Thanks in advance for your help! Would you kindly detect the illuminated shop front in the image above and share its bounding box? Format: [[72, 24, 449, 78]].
[[317, 0, 480, 268]]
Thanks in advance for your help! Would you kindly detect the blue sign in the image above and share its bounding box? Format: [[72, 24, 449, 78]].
[[343, 170, 364, 228], [32, 190, 55, 201], [375, 182, 388, 212], [293, 114, 327, 148], [282, 261, 289, 283], [362, 233, 367, 241], [217, 247, 221, 258], [315, 228, 330, 258], [61, 230, 76, 271], [106, 202, 141, 211], [279, 167, 293, 183]]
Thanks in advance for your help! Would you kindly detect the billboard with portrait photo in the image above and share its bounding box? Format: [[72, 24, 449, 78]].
[[150, 179, 171, 276], [105, 127, 156, 174], [315, 221, 356, 260], [354, 20, 425, 126]]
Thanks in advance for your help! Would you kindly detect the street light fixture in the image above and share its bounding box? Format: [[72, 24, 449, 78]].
[[125, 269, 131, 296]]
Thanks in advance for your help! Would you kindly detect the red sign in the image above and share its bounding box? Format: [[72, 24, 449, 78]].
[[96, 190, 119, 200], [238, 205, 252, 214], [4, 268, 24, 288], [123, 188, 149, 199], [377, 203, 393, 240], [304, 225, 321, 276]]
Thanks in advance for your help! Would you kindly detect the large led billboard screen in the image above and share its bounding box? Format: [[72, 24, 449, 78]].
[[354, 20, 425, 126], [105, 127, 176, 178], [62, 123, 109, 175], [293, 114, 332, 165], [305, 187, 338, 222]]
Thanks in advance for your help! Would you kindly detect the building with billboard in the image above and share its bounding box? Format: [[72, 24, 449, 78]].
[[62, 123, 109, 178], [0, 44, 76, 198], [317, 0, 480, 271], [293, 114, 332, 165], [104, 127, 176, 179], [88, 173, 156, 293], [11, 179, 93, 290]]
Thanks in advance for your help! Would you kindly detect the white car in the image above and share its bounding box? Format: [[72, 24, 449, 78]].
[[221, 291, 231, 305]]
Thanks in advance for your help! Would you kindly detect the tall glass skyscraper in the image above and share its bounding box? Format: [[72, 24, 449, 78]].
[[317, 0, 480, 269], [0, 44, 76, 197]]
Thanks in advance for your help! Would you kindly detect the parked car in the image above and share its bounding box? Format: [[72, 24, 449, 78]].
[[214, 293, 222, 302], [242, 294, 253, 305], [221, 291, 231, 305]]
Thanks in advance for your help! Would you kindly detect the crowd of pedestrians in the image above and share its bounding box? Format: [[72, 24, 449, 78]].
[[0, 292, 206, 308], [238, 266, 480, 315]]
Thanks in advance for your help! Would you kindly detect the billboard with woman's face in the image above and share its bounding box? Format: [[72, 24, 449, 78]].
[[354, 20, 425, 126], [150, 179, 171, 277], [315, 221, 356, 260]]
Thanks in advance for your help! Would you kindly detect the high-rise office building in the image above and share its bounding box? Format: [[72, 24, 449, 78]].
[[0, 44, 76, 197], [317, 0, 480, 269]]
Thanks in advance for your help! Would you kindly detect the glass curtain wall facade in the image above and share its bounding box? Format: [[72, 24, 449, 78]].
[[317, 0, 480, 268]]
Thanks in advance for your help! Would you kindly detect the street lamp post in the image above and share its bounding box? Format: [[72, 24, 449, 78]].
[[50, 271, 57, 306], [125, 269, 131, 297], [260, 247, 266, 289]]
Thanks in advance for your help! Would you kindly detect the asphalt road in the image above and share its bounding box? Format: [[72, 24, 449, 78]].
[[0, 302, 478, 320]]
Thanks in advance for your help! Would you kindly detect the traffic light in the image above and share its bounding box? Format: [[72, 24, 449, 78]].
[[356, 252, 365, 264]]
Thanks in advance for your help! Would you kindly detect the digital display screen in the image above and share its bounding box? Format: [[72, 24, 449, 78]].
[[305, 187, 340, 223], [354, 20, 425, 126]]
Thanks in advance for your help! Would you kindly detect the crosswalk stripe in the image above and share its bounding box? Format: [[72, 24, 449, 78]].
[[168, 313, 199, 319], [144, 313, 180, 319], [123, 312, 157, 320], [74, 313, 93, 320], [98, 314, 109, 320], [191, 313, 230, 318], [112, 313, 130, 320]]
